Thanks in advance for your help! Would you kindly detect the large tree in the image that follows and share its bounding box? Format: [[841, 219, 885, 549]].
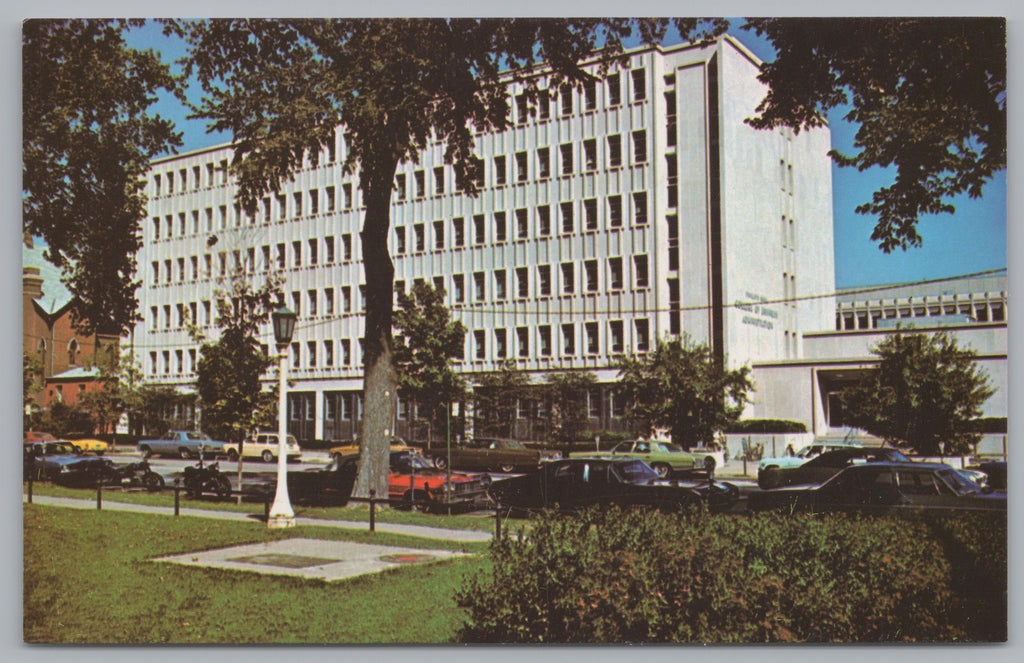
[[617, 338, 752, 447], [838, 331, 994, 456], [393, 281, 467, 446], [177, 17, 684, 499], [23, 19, 183, 334], [543, 371, 597, 453], [474, 361, 536, 440]]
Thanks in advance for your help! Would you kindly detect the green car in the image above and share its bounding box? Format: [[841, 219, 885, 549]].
[[570, 440, 712, 477]]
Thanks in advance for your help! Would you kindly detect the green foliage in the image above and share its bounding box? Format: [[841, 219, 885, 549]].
[[458, 508, 1006, 643], [967, 417, 1007, 434], [22, 19, 183, 334], [839, 331, 994, 455], [23, 352, 44, 426], [393, 281, 467, 441], [724, 419, 807, 434], [543, 372, 597, 447], [741, 17, 1005, 252], [195, 269, 282, 443], [617, 337, 752, 447], [31, 401, 96, 437], [473, 361, 536, 439]]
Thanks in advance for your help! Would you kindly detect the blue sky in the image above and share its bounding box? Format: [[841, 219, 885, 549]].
[[125, 19, 1007, 290]]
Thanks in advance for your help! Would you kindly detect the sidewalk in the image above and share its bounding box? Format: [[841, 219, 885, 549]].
[[23, 494, 493, 543]]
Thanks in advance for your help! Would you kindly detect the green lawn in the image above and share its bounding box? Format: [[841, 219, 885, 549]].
[[24, 504, 492, 643]]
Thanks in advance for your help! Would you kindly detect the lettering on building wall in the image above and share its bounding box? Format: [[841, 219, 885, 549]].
[[737, 291, 776, 330]]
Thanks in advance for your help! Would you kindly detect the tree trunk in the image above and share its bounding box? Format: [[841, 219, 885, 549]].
[[352, 151, 400, 500]]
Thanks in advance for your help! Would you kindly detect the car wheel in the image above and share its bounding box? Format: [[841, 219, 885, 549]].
[[499, 463, 516, 473], [226, 449, 239, 462], [261, 450, 275, 463], [433, 455, 448, 470], [703, 456, 717, 472], [652, 463, 672, 478], [139, 446, 152, 459], [178, 447, 192, 460]]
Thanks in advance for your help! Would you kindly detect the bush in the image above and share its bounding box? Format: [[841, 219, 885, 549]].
[[457, 508, 1006, 643], [724, 419, 807, 433], [967, 417, 1007, 434]]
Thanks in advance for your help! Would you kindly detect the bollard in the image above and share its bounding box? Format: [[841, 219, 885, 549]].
[[369, 490, 376, 532], [265, 494, 271, 522], [494, 500, 502, 539], [174, 480, 181, 516], [27, 477, 33, 504], [96, 481, 103, 511]]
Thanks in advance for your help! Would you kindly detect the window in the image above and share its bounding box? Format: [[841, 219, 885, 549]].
[[474, 330, 486, 360], [515, 208, 529, 239], [608, 195, 623, 227], [538, 264, 552, 296], [633, 192, 648, 225], [276, 195, 286, 220], [561, 323, 576, 355], [583, 79, 596, 110], [473, 214, 486, 245], [537, 205, 551, 236], [584, 198, 598, 230], [474, 272, 486, 301], [326, 186, 336, 212], [515, 151, 528, 182], [414, 170, 425, 198], [167, 171, 174, 194], [310, 188, 319, 215], [631, 68, 646, 101], [539, 325, 552, 356], [494, 270, 507, 300], [191, 210, 200, 233], [516, 93, 529, 123], [538, 92, 551, 120], [607, 73, 621, 106], [607, 135, 622, 167], [515, 267, 529, 298], [424, 220, 441, 250], [494, 155, 507, 186], [609, 320, 624, 353], [396, 174, 407, 200], [560, 143, 574, 176], [341, 339, 351, 365], [177, 258, 186, 282], [291, 342, 300, 366], [395, 226, 406, 254], [494, 329, 507, 358], [609, 257, 623, 290], [635, 318, 650, 352], [163, 305, 171, 328], [325, 236, 335, 263], [538, 147, 551, 179], [308, 289, 318, 316], [517, 327, 529, 357], [560, 84, 573, 116], [291, 290, 302, 316], [202, 300, 211, 326], [342, 286, 352, 312], [561, 262, 575, 294], [632, 130, 647, 163], [434, 166, 445, 195], [308, 239, 318, 265], [634, 255, 649, 288], [584, 260, 599, 292], [453, 217, 465, 247], [190, 256, 199, 280], [560, 202, 574, 234], [217, 253, 225, 276], [324, 340, 334, 367], [276, 243, 286, 269], [343, 183, 353, 209], [153, 174, 161, 196], [307, 341, 317, 368], [292, 192, 302, 217], [342, 233, 353, 260], [151, 261, 160, 284], [584, 139, 597, 171], [493, 213, 505, 243], [585, 322, 599, 354], [453, 274, 465, 302], [153, 217, 161, 240], [292, 240, 302, 267], [325, 287, 335, 315]]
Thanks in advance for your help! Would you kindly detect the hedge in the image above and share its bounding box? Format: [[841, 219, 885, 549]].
[[457, 508, 1006, 643], [723, 419, 808, 434]]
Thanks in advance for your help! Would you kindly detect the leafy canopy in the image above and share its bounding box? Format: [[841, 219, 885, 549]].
[[23, 19, 183, 334], [838, 331, 994, 455]]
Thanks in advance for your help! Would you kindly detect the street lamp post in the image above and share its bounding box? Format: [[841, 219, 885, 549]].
[[268, 306, 297, 529]]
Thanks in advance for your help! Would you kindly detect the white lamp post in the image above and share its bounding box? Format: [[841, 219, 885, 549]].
[[268, 306, 297, 528]]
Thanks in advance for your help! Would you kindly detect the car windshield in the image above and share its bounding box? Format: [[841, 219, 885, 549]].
[[43, 442, 77, 455], [502, 440, 525, 450], [393, 453, 433, 471], [185, 432, 205, 440], [797, 446, 822, 458], [653, 442, 684, 453], [612, 459, 660, 484], [938, 468, 982, 496]]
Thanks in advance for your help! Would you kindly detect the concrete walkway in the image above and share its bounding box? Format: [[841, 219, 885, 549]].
[[24, 494, 493, 543]]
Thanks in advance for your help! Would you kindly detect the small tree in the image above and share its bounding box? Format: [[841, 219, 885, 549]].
[[195, 269, 283, 444], [23, 352, 44, 429], [474, 361, 535, 440], [543, 371, 596, 454], [839, 331, 994, 456], [617, 338, 752, 447], [393, 281, 467, 446]]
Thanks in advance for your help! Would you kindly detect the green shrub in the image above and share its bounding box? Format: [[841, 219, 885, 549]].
[[967, 417, 1007, 433], [457, 509, 1005, 643], [725, 419, 807, 433]]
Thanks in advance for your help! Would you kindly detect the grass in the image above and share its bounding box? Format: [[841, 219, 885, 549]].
[[25, 481, 499, 533], [24, 504, 491, 643]]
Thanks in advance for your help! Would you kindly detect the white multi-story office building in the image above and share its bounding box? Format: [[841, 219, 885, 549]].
[[134, 36, 835, 442]]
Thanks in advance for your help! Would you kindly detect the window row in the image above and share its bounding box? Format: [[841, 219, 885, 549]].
[[471, 319, 651, 362], [509, 68, 647, 125]]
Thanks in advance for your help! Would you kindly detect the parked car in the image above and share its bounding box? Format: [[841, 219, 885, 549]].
[[757, 447, 911, 489], [224, 432, 302, 463], [747, 462, 1007, 515], [428, 437, 561, 473], [488, 457, 740, 514], [67, 437, 110, 455], [570, 439, 711, 476], [24, 441, 86, 481], [757, 442, 864, 480], [50, 457, 119, 488], [966, 461, 1006, 491], [283, 450, 490, 511], [138, 431, 227, 459], [328, 437, 412, 461]]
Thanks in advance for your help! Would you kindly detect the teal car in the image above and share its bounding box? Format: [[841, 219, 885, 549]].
[[570, 440, 710, 477]]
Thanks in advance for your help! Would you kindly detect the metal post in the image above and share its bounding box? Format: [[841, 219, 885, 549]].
[[369, 489, 376, 532], [446, 402, 452, 514], [174, 480, 181, 516], [268, 345, 295, 528], [495, 500, 502, 539], [96, 481, 102, 510]]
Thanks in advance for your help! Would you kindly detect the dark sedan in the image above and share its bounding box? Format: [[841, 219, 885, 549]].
[[24, 441, 85, 481], [757, 447, 911, 489], [50, 457, 119, 488], [488, 457, 740, 514], [747, 462, 1006, 515], [428, 438, 561, 473]]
